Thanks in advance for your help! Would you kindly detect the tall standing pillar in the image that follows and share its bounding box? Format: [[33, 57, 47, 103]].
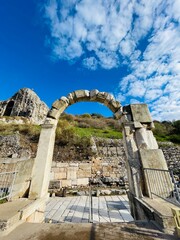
[[29, 119, 57, 200]]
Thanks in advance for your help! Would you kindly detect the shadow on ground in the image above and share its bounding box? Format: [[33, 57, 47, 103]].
[[25, 222, 178, 240]]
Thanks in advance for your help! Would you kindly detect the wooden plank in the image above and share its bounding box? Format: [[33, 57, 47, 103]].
[[98, 196, 110, 222], [92, 197, 99, 223], [71, 196, 85, 223], [119, 209, 134, 222], [106, 195, 124, 222], [81, 196, 89, 223], [118, 195, 130, 210], [51, 198, 71, 222], [64, 197, 79, 222], [59, 197, 77, 222], [45, 198, 65, 220]]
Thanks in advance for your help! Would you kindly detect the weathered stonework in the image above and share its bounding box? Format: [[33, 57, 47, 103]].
[[159, 142, 180, 174], [0, 88, 49, 124], [49, 138, 127, 188], [48, 90, 122, 119], [0, 90, 178, 232]]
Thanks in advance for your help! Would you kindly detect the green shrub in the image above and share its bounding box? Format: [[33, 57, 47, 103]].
[[80, 113, 91, 118], [60, 113, 75, 122]]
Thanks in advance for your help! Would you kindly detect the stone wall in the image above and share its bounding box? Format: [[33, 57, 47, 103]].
[[49, 138, 127, 188], [159, 142, 180, 174], [50, 138, 180, 189], [0, 136, 179, 191], [0, 134, 37, 159], [0, 158, 34, 199], [93, 138, 126, 179], [50, 161, 90, 188]]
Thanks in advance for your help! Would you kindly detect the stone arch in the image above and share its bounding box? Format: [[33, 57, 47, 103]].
[[29, 89, 172, 224], [46, 89, 123, 121], [29, 90, 124, 200]]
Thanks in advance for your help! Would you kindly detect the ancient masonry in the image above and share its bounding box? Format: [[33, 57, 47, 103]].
[[1, 133, 179, 189], [50, 137, 127, 188], [0, 89, 179, 236], [0, 88, 49, 124], [0, 135, 179, 189]]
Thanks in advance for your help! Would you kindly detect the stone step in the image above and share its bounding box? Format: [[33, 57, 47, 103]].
[[142, 197, 178, 233], [0, 195, 48, 236], [0, 198, 33, 234]]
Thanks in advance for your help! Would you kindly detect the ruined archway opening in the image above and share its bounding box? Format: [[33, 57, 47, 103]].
[[49, 101, 128, 198]]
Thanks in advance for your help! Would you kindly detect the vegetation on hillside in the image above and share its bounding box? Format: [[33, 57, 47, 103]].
[[0, 120, 41, 140], [153, 120, 180, 144], [0, 114, 179, 145], [57, 113, 122, 143]]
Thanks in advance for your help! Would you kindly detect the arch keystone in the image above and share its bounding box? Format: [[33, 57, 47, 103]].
[[90, 89, 99, 101], [74, 90, 90, 102]]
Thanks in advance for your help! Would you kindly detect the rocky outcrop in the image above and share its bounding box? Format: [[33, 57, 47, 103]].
[[0, 134, 33, 159], [0, 88, 49, 124]]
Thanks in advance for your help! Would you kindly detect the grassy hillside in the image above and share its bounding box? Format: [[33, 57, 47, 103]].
[[0, 114, 179, 145]]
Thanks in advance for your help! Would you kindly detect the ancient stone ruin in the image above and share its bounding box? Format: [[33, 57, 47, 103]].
[[0, 88, 49, 124], [0, 89, 179, 238]]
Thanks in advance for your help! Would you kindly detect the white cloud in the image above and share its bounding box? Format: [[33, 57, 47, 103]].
[[82, 57, 98, 70], [43, 0, 180, 120]]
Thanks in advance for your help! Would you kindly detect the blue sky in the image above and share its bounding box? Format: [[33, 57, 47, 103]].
[[0, 0, 180, 120]]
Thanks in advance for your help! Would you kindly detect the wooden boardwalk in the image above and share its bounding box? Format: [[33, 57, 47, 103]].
[[45, 195, 134, 223]]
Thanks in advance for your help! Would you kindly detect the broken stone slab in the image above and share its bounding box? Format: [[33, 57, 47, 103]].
[[146, 130, 158, 149], [135, 128, 158, 149], [100, 189, 111, 195], [139, 149, 169, 170], [134, 122, 144, 129], [124, 104, 152, 123], [140, 149, 173, 197]]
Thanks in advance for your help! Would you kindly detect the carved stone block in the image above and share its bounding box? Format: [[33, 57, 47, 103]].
[[128, 104, 152, 123], [90, 89, 99, 100]]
